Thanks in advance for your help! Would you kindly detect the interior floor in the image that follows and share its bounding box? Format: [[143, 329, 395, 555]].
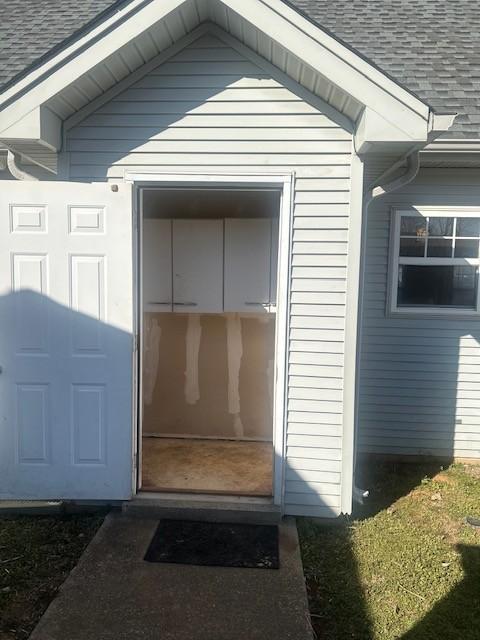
[[141, 437, 273, 496]]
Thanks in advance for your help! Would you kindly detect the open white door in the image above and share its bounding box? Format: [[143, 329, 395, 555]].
[[0, 181, 134, 500]]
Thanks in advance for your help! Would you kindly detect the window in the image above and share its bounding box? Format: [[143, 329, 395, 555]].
[[389, 209, 480, 315]]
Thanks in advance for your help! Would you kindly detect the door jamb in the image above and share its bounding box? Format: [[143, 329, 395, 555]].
[[127, 172, 294, 509]]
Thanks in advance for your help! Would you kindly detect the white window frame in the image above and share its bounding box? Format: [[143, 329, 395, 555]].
[[389, 207, 480, 317]]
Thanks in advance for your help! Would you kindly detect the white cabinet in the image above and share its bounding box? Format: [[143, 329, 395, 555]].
[[224, 218, 273, 312], [142, 219, 172, 311], [172, 219, 224, 313], [143, 218, 278, 314]]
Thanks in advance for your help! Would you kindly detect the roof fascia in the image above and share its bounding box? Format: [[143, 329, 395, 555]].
[[0, 0, 186, 134], [64, 25, 211, 131], [0, 0, 442, 148], [224, 0, 432, 140]]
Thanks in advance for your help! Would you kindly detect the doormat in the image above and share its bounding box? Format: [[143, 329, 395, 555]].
[[144, 519, 279, 569]]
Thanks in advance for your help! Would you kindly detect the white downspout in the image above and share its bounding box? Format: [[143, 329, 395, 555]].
[[352, 149, 421, 506]]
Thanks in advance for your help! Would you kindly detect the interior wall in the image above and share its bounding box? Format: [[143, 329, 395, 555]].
[[143, 312, 275, 440]]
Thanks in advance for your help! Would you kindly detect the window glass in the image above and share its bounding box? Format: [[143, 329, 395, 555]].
[[428, 217, 454, 237], [400, 217, 426, 237], [400, 237, 425, 257], [454, 239, 479, 258], [397, 265, 478, 308], [456, 218, 480, 237], [427, 238, 452, 257]]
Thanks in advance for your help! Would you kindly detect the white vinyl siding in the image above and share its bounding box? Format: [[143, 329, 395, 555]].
[[358, 168, 480, 459], [67, 34, 353, 517]]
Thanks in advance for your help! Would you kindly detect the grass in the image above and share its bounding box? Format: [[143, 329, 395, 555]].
[[298, 461, 480, 640], [0, 512, 104, 640]]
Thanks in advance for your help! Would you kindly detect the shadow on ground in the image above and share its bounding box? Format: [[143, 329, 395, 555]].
[[298, 460, 480, 640]]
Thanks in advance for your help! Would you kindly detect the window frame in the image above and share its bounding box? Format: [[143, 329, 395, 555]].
[[388, 207, 480, 317]]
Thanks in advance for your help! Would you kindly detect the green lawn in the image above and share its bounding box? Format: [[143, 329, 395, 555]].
[[298, 462, 480, 640], [0, 513, 104, 640]]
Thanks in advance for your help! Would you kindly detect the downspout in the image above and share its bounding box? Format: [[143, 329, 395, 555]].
[[352, 149, 421, 506]]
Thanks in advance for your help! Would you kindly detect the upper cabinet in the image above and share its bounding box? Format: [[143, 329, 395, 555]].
[[143, 219, 172, 312], [224, 219, 273, 313], [172, 219, 224, 313], [143, 218, 278, 313]]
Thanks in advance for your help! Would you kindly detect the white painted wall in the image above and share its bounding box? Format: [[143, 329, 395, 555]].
[[67, 34, 353, 517], [358, 168, 480, 459]]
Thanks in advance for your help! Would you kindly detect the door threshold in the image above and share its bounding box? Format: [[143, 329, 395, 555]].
[[135, 491, 274, 505], [125, 492, 282, 524]]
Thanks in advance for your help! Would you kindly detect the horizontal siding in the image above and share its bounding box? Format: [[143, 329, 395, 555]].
[[358, 168, 480, 459], [67, 35, 353, 517]]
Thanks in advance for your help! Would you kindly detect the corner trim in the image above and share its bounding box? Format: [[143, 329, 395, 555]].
[[341, 148, 364, 514]]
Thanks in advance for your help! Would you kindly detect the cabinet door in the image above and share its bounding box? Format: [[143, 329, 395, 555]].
[[172, 219, 223, 312], [224, 218, 272, 312], [142, 219, 172, 311]]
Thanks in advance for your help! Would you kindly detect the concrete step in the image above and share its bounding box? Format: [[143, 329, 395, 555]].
[[123, 494, 283, 524]]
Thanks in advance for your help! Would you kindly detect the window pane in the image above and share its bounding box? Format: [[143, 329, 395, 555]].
[[455, 239, 480, 258], [428, 217, 454, 236], [397, 265, 478, 308], [456, 218, 480, 237], [400, 216, 426, 237], [400, 237, 425, 257], [427, 238, 453, 257]]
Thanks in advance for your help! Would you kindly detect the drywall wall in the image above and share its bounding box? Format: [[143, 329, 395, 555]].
[[143, 312, 275, 440]]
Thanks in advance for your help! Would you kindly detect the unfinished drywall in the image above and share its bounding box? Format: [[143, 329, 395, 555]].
[[143, 312, 275, 440]]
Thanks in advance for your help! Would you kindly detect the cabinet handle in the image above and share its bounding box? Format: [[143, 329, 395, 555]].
[[174, 302, 198, 306], [245, 301, 269, 306], [148, 301, 171, 305]]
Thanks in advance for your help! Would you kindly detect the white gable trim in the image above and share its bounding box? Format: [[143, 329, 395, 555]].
[[64, 24, 354, 135], [0, 0, 441, 154], [64, 25, 212, 132]]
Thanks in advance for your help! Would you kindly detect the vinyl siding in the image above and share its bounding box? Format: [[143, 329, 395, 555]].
[[358, 167, 480, 459], [67, 34, 353, 517]]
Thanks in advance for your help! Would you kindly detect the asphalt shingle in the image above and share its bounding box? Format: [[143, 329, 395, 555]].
[[0, 0, 478, 137]]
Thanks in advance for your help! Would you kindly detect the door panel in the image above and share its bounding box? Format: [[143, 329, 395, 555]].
[[224, 218, 272, 312], [172, 219, 223, 313], [0, 181, 133, 500]]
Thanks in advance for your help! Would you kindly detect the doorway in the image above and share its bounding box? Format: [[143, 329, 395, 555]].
[[137, 185, 284, 498]]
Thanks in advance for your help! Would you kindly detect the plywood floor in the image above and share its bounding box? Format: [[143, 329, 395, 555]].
[[141, 437, 273, 496]]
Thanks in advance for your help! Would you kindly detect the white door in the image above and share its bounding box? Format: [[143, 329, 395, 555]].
[[0, 181, 134, 500], [224, 218, 272, 312], [172, 219, 223, 312], [143, 219, 172, 312]]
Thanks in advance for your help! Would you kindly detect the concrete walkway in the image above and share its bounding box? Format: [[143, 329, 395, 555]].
[[30, 513, 313, 640]]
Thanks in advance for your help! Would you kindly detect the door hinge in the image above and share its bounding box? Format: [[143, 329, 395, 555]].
[[133, 334, 139, 352]]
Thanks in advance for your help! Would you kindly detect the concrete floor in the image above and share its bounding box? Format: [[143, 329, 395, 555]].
[[142, 437, 273, 496], [30, 513, 313, 640]]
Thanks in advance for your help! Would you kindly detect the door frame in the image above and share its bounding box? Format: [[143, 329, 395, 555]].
[[127, 172, 294, 508]]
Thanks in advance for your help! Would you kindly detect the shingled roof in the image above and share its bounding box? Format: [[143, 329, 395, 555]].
[[0, 0, 478, 138]]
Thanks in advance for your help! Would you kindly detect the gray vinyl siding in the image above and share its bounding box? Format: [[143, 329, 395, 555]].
[[67, 34, 353, 517], [358, 167, 480, 459]]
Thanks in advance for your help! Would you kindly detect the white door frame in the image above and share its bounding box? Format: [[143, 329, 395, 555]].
[[126, 172, 294, 508]]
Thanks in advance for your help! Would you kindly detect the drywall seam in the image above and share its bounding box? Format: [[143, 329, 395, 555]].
[[184, 314, 202, 405], [226, 313, 244, 437], [143, 315, 161, 405]]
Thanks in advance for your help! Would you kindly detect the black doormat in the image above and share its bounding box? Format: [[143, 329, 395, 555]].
[[144, 519, 279, 569]]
